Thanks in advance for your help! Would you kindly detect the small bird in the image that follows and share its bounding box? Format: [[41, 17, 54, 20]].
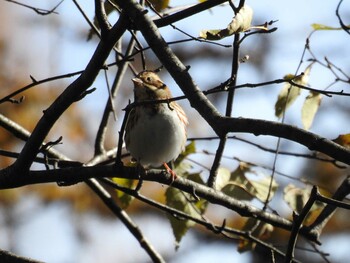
[[124, 70, 188, 179]]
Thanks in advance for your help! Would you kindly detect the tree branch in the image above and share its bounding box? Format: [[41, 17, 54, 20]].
[[153, 0, 229, 28], [0, 164, 319, 243], [87, 179, 165, 263], [10, 16, 128, 173], [307, 176, 350, 240], [0, 249, 43, 263], [217, 117, 350, 165], [285, 186, 318, 263], [115, 0, 223, 135]]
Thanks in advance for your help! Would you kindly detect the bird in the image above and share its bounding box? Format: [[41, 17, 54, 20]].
[[124, 70, 188, 180]]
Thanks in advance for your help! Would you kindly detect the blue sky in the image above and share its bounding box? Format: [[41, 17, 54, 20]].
[[1, 0, 349, 262]]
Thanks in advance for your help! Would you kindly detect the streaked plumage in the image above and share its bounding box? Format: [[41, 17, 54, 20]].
[[125, 71, 188, 169]]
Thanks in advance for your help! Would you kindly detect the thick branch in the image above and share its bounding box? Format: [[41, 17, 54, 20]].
[[0, 164, 318, 242], [11, 16, 128, 173], [217, 117, 350, 165], [153, 0, 229, 28], [87, 179, 165, 263], [115, 0, 223, 135]]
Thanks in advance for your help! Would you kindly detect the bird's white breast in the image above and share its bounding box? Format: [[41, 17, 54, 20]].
[[126, 106, 186, 167]]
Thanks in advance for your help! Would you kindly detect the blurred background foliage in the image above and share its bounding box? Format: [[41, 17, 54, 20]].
[[0, 0, 349, 262]]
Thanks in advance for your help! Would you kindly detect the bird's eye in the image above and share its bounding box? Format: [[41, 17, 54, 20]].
[[146, 76, 152, 82]]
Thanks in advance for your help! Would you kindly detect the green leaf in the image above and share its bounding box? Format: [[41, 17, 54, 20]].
[[112, 178, 135, 208], [311, 23, 344, 31], [199, 5, 253, 40], [275, 64, 313, 118], [166, 173, 206, 248], [301, 92, 322, 130], [174, 141, 196, 176], [175, 141, 196, 165]]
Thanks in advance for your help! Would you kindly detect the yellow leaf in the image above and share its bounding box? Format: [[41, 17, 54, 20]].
[[311, 23, 345, 31], [333, 134, 350, 148], [249, 176, 278, 202], [301, 92, 322, 130], [275, 84, 300, 118], [112, 178, 135, 208], [275, 64, 313, 118], [215, 167, 231, 191], [284, 184, 324, 213], [220, 163, 278, 202], [199, 5, 253, 40], [147, 0, 170, 11]]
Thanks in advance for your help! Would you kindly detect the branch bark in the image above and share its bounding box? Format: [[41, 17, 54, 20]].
[[10, 16, 128, 173]]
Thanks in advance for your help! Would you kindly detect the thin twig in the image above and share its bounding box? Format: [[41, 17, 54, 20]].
[[4, 0, 63, 15], [207, 1, 244, 188], [94, 38, 136, 155], [100, 178, 301, 262], [336, 0, 350, 35], [285, 186, 318, 263], [86, 179, 165, 263], [307, 176, 350, 240], [153, 0, 230, 28]]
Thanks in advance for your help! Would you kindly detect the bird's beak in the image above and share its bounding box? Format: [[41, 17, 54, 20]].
[[132, 77, 142, 85]]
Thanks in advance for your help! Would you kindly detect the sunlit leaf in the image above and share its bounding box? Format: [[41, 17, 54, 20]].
[[275, 64, 313, 118], [199, 5, 253, 40], [238, 218, 274, 252], [250, 176, 278, 202], [283, 184, 324, 225], [301, 92, 322, 130], [333, 133, 350, 148], [222, 183, 254, 201], [284, 184, 309, 213], [215, 167, 231, 191], [147, 0, 170, 11], [275, 81, 301, 118], [187, 173, 208, 214], [112, 178, 135, 208], [174, 141, 195, 176], [175, 141, 196, 165], [311, 23, 345, 31], [219, 163, 278, 202], [221, 163, 254, 200]]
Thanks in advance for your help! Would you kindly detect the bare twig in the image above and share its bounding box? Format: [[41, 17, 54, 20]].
[[4, 0, 63, 15], [153, 0, 230, 28], [94, 38, 136, 155], [285, 186, 318, 263], [336, 0, 350, 35], [207, 2, 244, 188], [86, 179, 165, 263], [101, 178, 302, 262], [307, 176, 350, 240], [10, 16, 129, 173]]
